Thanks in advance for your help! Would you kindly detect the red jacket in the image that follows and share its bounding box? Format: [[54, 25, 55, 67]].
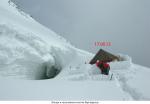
[[103, 63, 110, 69], [96, 61, 110, 69]]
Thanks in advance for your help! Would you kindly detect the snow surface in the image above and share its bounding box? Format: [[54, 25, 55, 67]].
[[0, 0, 150, 100]]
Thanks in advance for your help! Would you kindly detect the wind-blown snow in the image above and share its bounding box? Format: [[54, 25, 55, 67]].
[[0, 0, 150, 100]]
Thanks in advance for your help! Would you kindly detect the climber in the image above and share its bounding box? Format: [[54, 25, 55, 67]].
[[96, 60, 110, 75]]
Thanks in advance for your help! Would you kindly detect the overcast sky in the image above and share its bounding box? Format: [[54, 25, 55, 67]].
[[12, 0, 150, 67]]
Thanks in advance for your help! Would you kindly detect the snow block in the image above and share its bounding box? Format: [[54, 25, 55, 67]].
[[110, 54, 132, 70]]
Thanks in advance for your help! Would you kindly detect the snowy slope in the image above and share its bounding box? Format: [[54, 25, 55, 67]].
[[0, 0, 89, 80], [0, 0, 150, 100]]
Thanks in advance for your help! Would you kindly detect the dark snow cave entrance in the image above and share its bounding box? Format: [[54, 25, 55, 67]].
[[37, 59, 62, 80], [42, 65, 61, 79], [35, 48, 64, 80]]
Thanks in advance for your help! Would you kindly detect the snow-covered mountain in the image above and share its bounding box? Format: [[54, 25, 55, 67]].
[[0, 0, 150, 100]]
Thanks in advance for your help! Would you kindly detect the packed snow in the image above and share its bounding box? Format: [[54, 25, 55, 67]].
[[0, 0, 150, 100]]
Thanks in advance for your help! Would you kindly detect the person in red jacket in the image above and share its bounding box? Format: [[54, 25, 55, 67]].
[[96, 60, 110, 75]]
